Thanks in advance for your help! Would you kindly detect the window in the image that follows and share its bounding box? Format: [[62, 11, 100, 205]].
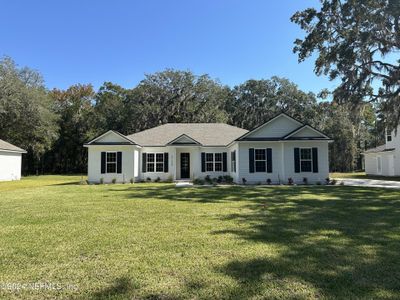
[[255, 149, 266, 172], [206, 153, 214, 171], [156, 153, 164, 172], [147, 153, 164, 172], [300, 148, 312, 172], [387, 132, 392, 142], [231, 151, 236, 172], [106, 152, 117, 173], [205, 153, 223, 172]]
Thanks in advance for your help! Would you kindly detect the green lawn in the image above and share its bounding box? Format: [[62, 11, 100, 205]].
[[1, 176, 400, 299], [331, 172, 400, 181]]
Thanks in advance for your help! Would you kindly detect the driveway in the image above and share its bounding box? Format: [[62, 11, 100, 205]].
[[337, 178, 400, 189]]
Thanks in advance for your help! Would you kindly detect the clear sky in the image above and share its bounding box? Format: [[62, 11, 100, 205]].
[[1, 0, 337, 94]]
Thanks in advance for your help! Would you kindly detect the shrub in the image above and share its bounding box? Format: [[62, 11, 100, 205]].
[[316, 181, 322, 185], [266, 178, 272, 185], [99, 178, 104, 184], [155, 177, 161, 183], [242, 178, 247, 185], [146, 177, 152, 182], [112, 178, 117, 184], [223, 175, 234, 184], [204, 175, 212, 184], [340, 181, 345, 186], [325, 177, 330, 185], [288, 177, 294, 185], [217, 176, 223, 183], [130, 178, 134, 184], [303, 177, 308, 185], [331, 179, 337, 185], [193, 178, 205, 185]]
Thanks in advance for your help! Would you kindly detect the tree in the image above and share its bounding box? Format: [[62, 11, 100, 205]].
[[227, 77, 318, 129], [291, 0, 400, 129], [0, 56, 58, 174], [128, 69, 229, 131], [47, 84, 96, 173]]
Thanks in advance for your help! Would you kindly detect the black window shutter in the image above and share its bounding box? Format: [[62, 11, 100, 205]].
[[201, 152, 205, 172], [222, 152, 227, 172], [117, 152, 122, 173], [249, 148, 255, 173], [101, 152, 106, 174], [266, 148, 272, 173], [164, 152, 169, 172], [142, 153, 147, 173], [312, 147, 319, 173], [294, 148, 300, 173]]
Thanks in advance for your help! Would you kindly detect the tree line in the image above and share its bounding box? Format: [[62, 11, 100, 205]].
[[0, 56, 383, 175]]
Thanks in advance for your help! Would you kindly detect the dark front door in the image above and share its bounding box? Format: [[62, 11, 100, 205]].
[[180, 153, 190, 179]]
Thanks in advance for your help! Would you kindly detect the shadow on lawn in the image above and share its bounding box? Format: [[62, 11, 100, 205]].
[[212, 187, 400, 299], [91, 277, 139, 300], [108, 185, 400, 298]]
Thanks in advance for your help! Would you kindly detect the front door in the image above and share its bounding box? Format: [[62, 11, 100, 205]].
[[180, 153, 190, 179]]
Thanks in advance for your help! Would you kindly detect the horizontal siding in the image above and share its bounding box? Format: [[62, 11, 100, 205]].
[[237, 142, 283, 184], [247, 115, 300, 138]]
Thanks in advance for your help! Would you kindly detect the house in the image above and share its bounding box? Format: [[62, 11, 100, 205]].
[[0, 139, 26, 181], [363, 126, 400, 176], [84, 113, 332, 184]]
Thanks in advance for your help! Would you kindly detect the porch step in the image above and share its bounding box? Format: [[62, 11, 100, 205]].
[[175, 180, 193, 187]]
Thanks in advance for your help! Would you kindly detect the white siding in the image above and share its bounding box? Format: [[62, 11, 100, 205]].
[[365, 151, 399, 176], [245, 115, 301, 138], [235, 141, 329, 184], [87, 145, 137, 183], [283, 141, 329, 184], [0, 151, 23, 181], [237, 142, 283, 184]]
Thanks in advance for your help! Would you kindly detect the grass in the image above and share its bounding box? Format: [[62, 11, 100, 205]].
[[331, 172, 400, 181], [0, 176, 400, 299]]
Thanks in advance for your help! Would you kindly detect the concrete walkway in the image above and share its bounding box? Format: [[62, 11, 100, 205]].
[[337, 178, 400, 189]]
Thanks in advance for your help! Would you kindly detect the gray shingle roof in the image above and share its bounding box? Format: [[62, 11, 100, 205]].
[[0, 139, 26, 153], [126, 123, 248, 146], [363, 144, 396, 153]]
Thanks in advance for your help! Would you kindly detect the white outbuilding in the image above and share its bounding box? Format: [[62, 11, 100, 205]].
[[363, 126, 400, 177], [0, 139, 26, 181]]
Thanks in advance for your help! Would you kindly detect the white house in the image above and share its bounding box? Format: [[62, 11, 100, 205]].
[[84, 113, 332, 184], [0, 139, 26, 181], [363, 126, 400, 176]]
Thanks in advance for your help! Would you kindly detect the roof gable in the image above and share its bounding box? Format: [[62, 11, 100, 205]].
[[284, 125, 330, 139], [239, 113, 302, 139], [167, 134, 201, 145], [86, 130, 136, 145]]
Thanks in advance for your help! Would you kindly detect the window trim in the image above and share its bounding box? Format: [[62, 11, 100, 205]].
[[106, 151, 117, 174], [146, 152, 165, 173], [300, 147, 313, 173], [254, 148, 267, 173]]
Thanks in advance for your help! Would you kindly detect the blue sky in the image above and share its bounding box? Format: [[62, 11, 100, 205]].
[[1, 0, 337, 94]]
